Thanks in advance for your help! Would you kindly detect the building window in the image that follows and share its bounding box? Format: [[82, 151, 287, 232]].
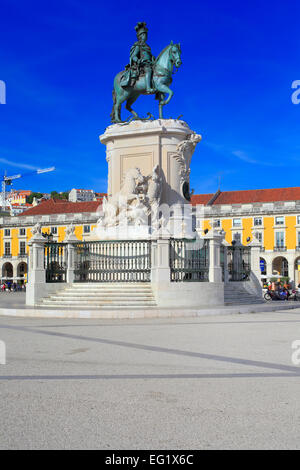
[[4, 229, 10, 236], [4, 242, 11, 255], [255, 232, 263, 245], [298, 232, 300, 247], [214, 219, 221, 227], [19, 241, 26, 255], [51, 227, 57, 235], [83, 225, 90, 234], [19, 228, 26, 236], [275, 216, 284, 225], [275, 231, 285, 247], [254, 217, 262, 226], [233, 218, 241, 227], [297, 215, 300, 225]]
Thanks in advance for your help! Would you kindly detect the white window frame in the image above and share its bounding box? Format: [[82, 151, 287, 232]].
[[4, 241, 11, 255], [253, 217, 262, 226], [275, 216, 284, 225], [233, 218, 242, 227], [255, 231, 263, 245], [275, 231, 285, 247], [83, 225, 91, 234], [19, 241, 26, 255]]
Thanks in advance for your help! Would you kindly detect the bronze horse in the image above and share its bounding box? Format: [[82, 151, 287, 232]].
[[111, 42, 182, 123]]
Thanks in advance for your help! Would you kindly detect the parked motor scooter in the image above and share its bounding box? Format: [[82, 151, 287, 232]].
[[264, 290, 288, 301]]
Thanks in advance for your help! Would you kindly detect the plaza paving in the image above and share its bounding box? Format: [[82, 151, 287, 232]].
[[0, 306, 300, 449]]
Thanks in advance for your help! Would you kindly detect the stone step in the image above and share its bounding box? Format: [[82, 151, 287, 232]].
[[225, 301, 265, 306], [39, 300, 157, 307], [45, 296, 155, 303], [62, 287, 152, 294], [53, 292, 154, 298], [224, 295, 263, 300], [69, 283, 151, 288], [36, 303, 157, 310]]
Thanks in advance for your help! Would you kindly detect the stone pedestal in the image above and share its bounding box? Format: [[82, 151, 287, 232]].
[[100, 119, 201, 207], [203, 228, 225, 283], [26, 233, 47, 306]]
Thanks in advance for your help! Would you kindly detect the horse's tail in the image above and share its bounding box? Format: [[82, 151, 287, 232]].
[[110, 88, 116, 122]]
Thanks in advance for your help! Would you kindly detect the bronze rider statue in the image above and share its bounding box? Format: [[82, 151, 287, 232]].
[[120, 22, 155, 94]]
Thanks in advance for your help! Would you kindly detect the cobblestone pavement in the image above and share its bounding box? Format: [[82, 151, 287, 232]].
[[0, 292, 25, 308], [0, 309, 300, 449]]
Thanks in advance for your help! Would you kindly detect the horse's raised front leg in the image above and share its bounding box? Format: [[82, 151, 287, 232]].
[[156, 84, 173, 106]]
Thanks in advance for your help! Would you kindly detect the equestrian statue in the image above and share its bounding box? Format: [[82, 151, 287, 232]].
[[111, 22, 182, 123]]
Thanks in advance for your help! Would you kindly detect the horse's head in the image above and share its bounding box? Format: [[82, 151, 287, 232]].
[[169, 41, 182, 69]]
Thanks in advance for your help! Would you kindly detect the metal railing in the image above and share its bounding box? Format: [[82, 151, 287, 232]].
[[169, 238, 209, 282], [227, 245, 251, 281], [73, 240, 151, 282], [274, 246, 287, 252], [45, 243, 67, 283]]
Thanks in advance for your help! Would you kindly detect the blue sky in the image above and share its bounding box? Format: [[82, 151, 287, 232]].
[[0, 0, 299, 195]]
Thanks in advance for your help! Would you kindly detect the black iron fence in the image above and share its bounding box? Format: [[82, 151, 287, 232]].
[[45, 243, 67, 283], [73, 240, 151, 282], [227, 245, 251, 281], [169, 238, 209, 282], [43, 239, 251, 285], [220, 244, 225, 282]]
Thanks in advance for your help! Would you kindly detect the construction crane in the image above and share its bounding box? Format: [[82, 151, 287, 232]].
[[0, 166, 55, 210]]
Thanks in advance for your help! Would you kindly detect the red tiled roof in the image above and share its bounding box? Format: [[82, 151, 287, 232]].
[[11, 203, 32, 207], [18, 198, 101, 216], [191, 187, 300, 206], [191, 194, 214, 205]]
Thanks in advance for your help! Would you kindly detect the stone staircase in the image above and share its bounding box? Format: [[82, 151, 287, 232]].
[[37, 283, 157, 309], [224, 283, 265, 306]]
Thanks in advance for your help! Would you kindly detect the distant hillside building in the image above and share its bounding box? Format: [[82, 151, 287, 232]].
[[69, 188, 95, 202], [7, 190, 32, 205]]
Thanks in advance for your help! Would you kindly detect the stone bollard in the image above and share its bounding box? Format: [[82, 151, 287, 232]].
[[26, 224, 47, 306], [249, 236, 262, 281], [248, 235, 263, 295], [203, 228, 225, 283], [151, 236, 171, 284]]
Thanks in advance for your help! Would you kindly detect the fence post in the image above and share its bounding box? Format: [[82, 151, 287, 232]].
[[26, 224, 47, 306], [204, 228, 224, 283], [222, 239, 230, 283], [65, 226, 78, 284], [151, 236, 171, 283], [249, 236, 262, 283]]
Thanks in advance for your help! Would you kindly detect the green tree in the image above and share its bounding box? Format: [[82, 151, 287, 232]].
[[26, 192, 43, 204]]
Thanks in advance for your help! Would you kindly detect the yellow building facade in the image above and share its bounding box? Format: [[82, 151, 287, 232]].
[[0, 199, 100, 283], [194, 188, 300, 285], [2, 190, 300, 285]]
